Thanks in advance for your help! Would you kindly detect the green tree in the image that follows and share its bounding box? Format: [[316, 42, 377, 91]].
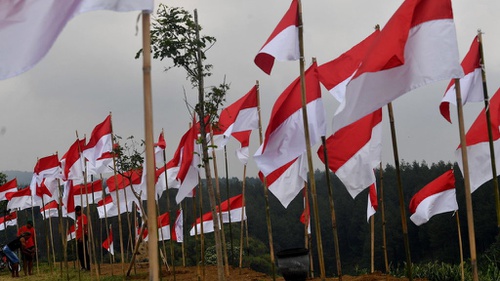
[[0, 172, 6, 185]]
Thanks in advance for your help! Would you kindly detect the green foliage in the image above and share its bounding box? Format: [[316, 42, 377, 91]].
[[0, 172, 6, 185], [112, 135, 144, 173]]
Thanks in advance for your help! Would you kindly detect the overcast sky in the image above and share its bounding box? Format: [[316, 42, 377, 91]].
[[1, 0, 499, 180]]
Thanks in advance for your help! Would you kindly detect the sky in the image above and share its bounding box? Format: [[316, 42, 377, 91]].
[[1, 0, 499, 180]]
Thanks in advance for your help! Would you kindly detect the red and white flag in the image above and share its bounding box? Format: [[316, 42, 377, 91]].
[[0, 0, 154, 80], [72, 179, 104, 207], [300, 190, 310, 235], [32, 178, 59, 207], [233, 131, 253, 165], [6, 187, 32, 211], [0, 178, 18, 201], [97, 195, 119, 218], [30, 154, 61, 205], [173, 209, 184, 243], [318, 109, 382, 199], [106, 170, 142, 214], [261, 155, 307, 208], [409, 170, 457, 226], [367, 182, 378, 222], [87, 151, 115, 176], [157, 212, 171, 241], [190, 194, 246, 235], [0, 212, 17, 231], [254, 62, 325, 177], [456, 88, 500, 193], [332, 0, 463, 132], [155, 132, 167, 167], [61, 138, 86, 182], [254, 0, 299, 75], [40, 200, 62, 219], [67, 225, 76, 241], [102, 225, 114, 255], [83, 115, 113, 166], [32, 154, 62, 184], [317, 29, 380, 104], [440, 36, 483, 123]]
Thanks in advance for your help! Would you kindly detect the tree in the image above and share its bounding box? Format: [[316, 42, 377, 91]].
[[138, 4, 229, 280], [0, 172, 6, 186]]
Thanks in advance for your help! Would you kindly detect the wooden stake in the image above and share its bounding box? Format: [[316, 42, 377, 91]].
[[238, 165, 247, 271], [455, 212, 465, 281], [387, 103, 412, 280], [454, 78, 479, 281], [224, 146, 235, 266], [379, 163, 389, 273]]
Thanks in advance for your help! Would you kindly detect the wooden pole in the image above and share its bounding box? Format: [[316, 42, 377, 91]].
[[320, 136, 342, 280], [455, 213, 465, 281], [477, 31, 500, 229], [224, 146, 235, 266], [256, 80, 277, 281], [454, 78, 479, 281], [379, 163, 389, 273], [238, 166, 247, 272], [198, 175, 206, 281], [370, 213, 375, 273], [386, 103, 412, 280], [297, 2, 326, 277]]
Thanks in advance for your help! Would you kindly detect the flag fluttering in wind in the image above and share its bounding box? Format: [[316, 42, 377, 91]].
[[61, 138, 86, 182], [0, 0, 154, 80], [254, 62, 325, 177], [41, 200, 62, 219], [157, 212, 172, 241], [67, 225, 76, 241], [173, 209, 184, 243], [83, 115, 113, 166], [409, 170, 457, 226], [97, 195, 120, 218], [254, 0, 299, 75], [300, 190, 311, 234], [190, 194, 245, 235], [456, 88, 500, 193], [332, 0, 463, 132], [440, 36, 483, 123], [102, 225, 114, 255], [0, 212, 17, 231], [0, 179, 18, 201], [6, 187, 32, 211], [72, 180, 104, 207], [367, 182, 378, 222], [155, 132, 167, 167], [106, 170, 142, 214], [318, 109, 382, 199]]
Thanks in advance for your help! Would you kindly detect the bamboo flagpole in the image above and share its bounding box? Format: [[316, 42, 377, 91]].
[[297, 2, 326, 277], [477, 31, 500, 228], [141, 8, 160, 280], [378, 163, 389, 273], [238, 165, 247, 272], [454, 79, 479, 281], [386, 103, 412, 281], [320, 136, 342, 280], [224, 146, 235, 266], [455, 212, 465, 281], [256, 80, 277, 281]]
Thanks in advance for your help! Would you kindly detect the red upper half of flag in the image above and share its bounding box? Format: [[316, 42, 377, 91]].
[[72, 179, 103, 195], [34, 154, 60, 174], [98, 195, 113, 206], [0, 178, 17, 192], [318, 109, 382, 171], [213, 85, 258, 135], [369, 183, 378, 211], [177, 116, 198, 183], [444, 36, 480, 93], [317, 29, 380, 91], [461, 88, 500, 148], [353, 0, 454, 80], [0, 212, 17, 224], [84, 115, 112, 150], [6, 186, 31, 200], [107, 170, 142, 192], [36, 179, 53, 198], [409, 169, 455, 214], [62, 138, 86, 179], [158, 212, 170, 227], [264, 63, 321, 148], [155, 132, 166, 150], [42, 200, 59, 211]]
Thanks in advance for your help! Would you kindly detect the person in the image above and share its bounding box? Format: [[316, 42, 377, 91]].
[[17, 220, 35, 275], [75, 206, 90, 271], [2, 232, 32, 278]]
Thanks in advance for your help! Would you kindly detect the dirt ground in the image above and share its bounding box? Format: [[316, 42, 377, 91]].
[[97, 263, 428, 281]]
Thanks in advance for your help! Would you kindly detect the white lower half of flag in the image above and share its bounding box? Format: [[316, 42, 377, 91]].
[[259, 26, 299, 62], [333, 20, 463, 131], [254, 99, 326, 176], [335, 122, 382, 199], [175, 211, 184, 243], [175, 165, 199, 204], [442, 68, 483, 106], [235, 146, 250, 165], [108, 241, 114, 255], [41, 207, 60, 219], [0, 218, 17, 231], [267, 155, 308, 208], [97, 202, 119, 219], [410, 189, 458, 226], [456, 138, 500, 193], [7, 195, 32, 211], [189, 207, 246, 236], [109, 186, 141, 214], [367, 193, 376, 222], [158, 225, 171, 241]]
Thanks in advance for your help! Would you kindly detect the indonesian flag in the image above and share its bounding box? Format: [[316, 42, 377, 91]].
[[173, 209, 183, 243], [97, 195, 119, 218], [67, 225, 76, 241], [102, 226, 114, 255], [157, 212, 171, 241], [456, 88, 500, 193], [62, 180, 76, 219], [87, 151, 114, 176], [300, 190, 310, 235], [254, 0, 299, 75], [137, 159, 168, 201], [61, 138, 86, 182], [33, 154, 62, 184], [332, 0, 463, 132], [72, 179, 104, 207], [83, 115, 113, 166], [212, 86, 259, 151], [0, 212, 17, 231], [32, 178, 59, 207], [317, 29, 380, 104], [190, 194, 246, 236], [261, 155, 307, 208], [175, 118, 201, 204], [0, 0, 154, 80], [155, 132, 167, 167], [0, 178, 18, 201], [254, 62, 326, 177], [367, 182, 378, 222], [318, 109, 382, 199], [106, 170, 142, 214], [440, 36, 483, 123], [30, 154, 62, 205], [409, 170, 457, 226], [136, 222, 149, 242], [41, 200, 62, 219], [6, 187, 32, 211], [233, 131, 252, 165]]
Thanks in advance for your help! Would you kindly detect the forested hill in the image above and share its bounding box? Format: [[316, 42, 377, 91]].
[[2, 161, 499, 276]]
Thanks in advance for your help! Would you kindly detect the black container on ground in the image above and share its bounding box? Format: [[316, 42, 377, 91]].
[[276, 248, 309, 281]]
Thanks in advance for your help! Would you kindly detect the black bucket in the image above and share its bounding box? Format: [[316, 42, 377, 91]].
[[276, 248, 309, 281]]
